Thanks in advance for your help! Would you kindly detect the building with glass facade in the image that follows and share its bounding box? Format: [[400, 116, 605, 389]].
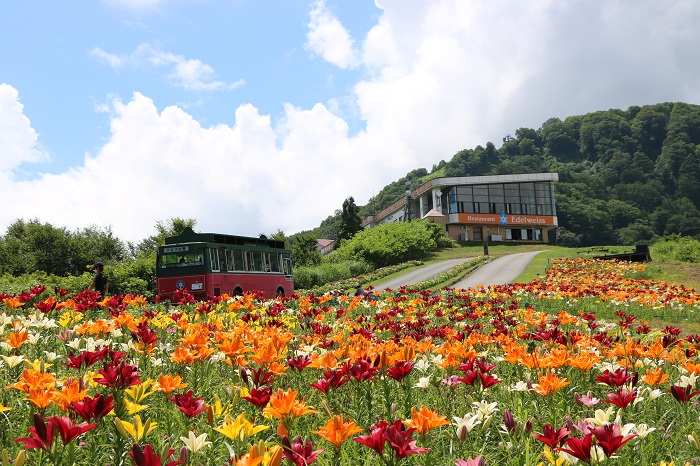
[[361, 173, 559, 243]]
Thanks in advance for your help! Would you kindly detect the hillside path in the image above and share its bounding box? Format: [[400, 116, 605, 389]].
[[451, 251, 543, 290], [372, 258, 473, 290], [372, 251, 543, 291]]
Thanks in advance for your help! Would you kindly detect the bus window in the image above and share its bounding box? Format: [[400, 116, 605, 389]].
[[210, 249, 221, 272], [254, 252, 264, 271], [244, 251, 254, 271], [283, 257, 292, 277], [160, 249, 203, 268], [268, 253, 281, 273], [233, 250, 245, 271], [225, 250, 235, 272]]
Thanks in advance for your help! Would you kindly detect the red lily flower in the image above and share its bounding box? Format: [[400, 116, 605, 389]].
[[249, 367, 276, 388], [309, 370, 350, 394], [14, 413, 55, 451], [670, 384, 700, 403], [48, 416, 98, 445], [34, 297, 57, 313], [54, 286, 71, 297], [354, 420, 389, 455], [603, 387, 637, 409], [242, 386, 272, 408], [131, 321, 160, 347], [457, 369, 479, 386], [96, 360, 141, 389], [130, 443, 186, 466], [533, 423, 570, 448], [386, 360, 414, 382], [63, 347, 109, 370], [383, 420, 429, 459], [169, 390, 207, 417], [281, 436, 324, 466], [594, 368, 637, 388], [341, 356, 380, 382], [589, 423, 637, 457], [69, 393, 116, 422], [556, 433, 592, 464], [287, 354, 313, 371], [478, 371, 501, 389]]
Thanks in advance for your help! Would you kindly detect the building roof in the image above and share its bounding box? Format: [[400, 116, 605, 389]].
[[422, 209, 444, 218]]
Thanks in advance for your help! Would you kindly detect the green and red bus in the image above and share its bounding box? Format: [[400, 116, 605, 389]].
[[155, 227, 293, 301]]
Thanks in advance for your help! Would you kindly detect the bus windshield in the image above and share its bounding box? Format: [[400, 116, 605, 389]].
[[160, 247, 204, 268]]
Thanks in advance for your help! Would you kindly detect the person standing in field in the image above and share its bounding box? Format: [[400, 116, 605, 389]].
[[89, 262, 108, 298]]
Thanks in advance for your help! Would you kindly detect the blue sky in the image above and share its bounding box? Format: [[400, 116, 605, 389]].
[[1, 0, 699, 243]]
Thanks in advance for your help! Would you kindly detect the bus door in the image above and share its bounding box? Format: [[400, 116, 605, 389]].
[[283, 257, 292, 277], [209, 248, 222, 296]]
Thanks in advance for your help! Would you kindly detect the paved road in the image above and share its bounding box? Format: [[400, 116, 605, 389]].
[[373, 257, 473, 290], [372, 251, 542, 291], [451, 251, 543, 290]]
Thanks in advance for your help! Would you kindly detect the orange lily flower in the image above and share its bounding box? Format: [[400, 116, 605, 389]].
[[53, 377, 88, 411], [312, 415, 363, 448], [156, 374, 189, 394], [532, 370, 570, 396], [263, 388, 318, 420], [232, 440, 283, 466], [541, 347, 569, 369], [28, 385, 58, 408], [171, 345, 195, 364], [641, 367, 669, 386], [309, 351, 338, 370], [567, 351, 601, 372], [683, 361, 700, 376], [4, 328, 30, 349], [404, 405, 451, 434], [2, 297, 25, 308], [6, 368, 56, 392]]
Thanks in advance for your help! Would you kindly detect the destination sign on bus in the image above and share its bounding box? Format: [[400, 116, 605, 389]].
[[164, 246, 189, 253]]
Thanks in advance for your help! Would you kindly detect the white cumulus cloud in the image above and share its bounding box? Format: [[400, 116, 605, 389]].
[[305, 0, 359, 69]]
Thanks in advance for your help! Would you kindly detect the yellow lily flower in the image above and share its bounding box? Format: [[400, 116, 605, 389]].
[[214, 413, 270, 442], [537, 446, 571, 465], [125, 379, 156, 403], [124, 399, 149, 415], [24, 358, 52, 371], [115, 415, 157, 442]]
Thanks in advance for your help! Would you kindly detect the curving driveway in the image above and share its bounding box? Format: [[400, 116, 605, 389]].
[[372, 257, 473, 291], [372, 251, 543, 291], [451, 251, 543, 290]]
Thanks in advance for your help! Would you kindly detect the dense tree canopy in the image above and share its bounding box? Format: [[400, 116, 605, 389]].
[[361, 102, 700, 247]]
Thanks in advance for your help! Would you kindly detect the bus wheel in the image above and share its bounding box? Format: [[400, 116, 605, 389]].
[[276, 287, 285, 297], [233, 287, 243, 296]]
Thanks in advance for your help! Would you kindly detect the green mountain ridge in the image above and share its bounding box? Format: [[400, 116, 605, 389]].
[[312, 102, 700, 247]]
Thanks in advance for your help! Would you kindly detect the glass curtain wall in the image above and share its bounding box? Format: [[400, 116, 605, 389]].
[[447, 182, 555, 215]]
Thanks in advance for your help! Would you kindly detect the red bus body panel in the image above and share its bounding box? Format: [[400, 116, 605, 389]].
[[157, 272, 293, 301]]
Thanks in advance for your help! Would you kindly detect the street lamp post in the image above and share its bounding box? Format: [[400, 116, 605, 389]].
[[404, 182, 412, 222]]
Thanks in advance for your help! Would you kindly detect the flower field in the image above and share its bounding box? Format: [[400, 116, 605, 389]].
[[1, 258, 700, 465]]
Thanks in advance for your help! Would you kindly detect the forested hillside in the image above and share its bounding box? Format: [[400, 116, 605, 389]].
[[315, 102, 700, 247]]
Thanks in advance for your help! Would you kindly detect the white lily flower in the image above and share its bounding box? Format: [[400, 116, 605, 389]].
[[180, 431, 211, 453], [679, 373, 698, 387], [510, 381, 529, 392], [586, 406, 616, 426], [414, 376, 432, 389], [472, 400, 498, 421], [453, 412, 481, 440], [414, 358, 432, 373]]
